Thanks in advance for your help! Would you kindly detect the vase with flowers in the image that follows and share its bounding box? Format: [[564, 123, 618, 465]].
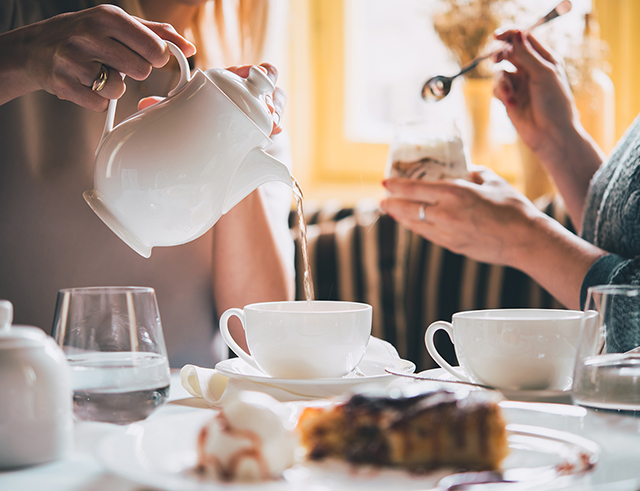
[[431, 0, 516, 170]]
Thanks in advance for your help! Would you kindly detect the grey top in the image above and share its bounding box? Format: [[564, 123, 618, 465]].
[[581, 115, 640, 350], [0, 0, 294, 368]]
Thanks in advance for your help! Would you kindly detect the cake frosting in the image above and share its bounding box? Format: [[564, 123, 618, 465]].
[[196, 391, 296, 481]]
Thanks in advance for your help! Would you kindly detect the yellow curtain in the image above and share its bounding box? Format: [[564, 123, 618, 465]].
[[287, 1, 639, 202], [593, 0, 640, 141], [287, 0, 390, 203]]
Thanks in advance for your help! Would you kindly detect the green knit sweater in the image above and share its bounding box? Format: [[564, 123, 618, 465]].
[[581, 115, 640, 350]]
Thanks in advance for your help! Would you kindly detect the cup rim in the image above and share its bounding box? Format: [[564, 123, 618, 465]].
[[243, 300, 372, 314], [587, 284, 640, 297], [451, 308, 584, 321], [57, 286, 155, 295]]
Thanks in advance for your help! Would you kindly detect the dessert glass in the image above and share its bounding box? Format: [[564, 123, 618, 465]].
[[385, 119, 470, 180]]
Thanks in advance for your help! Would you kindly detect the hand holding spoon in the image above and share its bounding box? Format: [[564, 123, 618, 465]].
[[421, 0, 572, 102]]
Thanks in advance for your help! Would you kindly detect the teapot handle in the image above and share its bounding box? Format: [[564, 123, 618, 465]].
[[94, 41, 191, 156]]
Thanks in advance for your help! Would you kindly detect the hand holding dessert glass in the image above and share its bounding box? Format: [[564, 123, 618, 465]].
[[52, 286, 171, 424], [384, 119, 470, 181]]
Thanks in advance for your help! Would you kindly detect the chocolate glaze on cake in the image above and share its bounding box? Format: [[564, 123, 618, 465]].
[[297, 389, 508, 472]]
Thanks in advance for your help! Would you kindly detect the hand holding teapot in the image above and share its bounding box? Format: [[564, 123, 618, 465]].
[[84, 42, 294, 258], [138, 62, 286, 137]]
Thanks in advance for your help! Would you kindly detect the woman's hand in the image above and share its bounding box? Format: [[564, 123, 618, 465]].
[[3, 4, 196, 111], [380, 168, 608, 309], [380, 168, 545, 268], [493, 29, 578, 160], [224, 63, 286, 136], [138, 63, 286, 137]]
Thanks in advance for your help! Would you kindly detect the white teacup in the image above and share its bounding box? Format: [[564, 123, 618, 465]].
[[219, 301, 372, 379], [425, 309, 591, 391]]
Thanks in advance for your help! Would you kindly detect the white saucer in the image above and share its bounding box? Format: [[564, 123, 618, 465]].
[[419, 368, 573, 404], [215, 356, 416, 399]]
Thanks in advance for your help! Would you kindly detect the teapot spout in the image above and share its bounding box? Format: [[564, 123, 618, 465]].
[[222, 148, 293, 214], [83, 190, 153, 258]]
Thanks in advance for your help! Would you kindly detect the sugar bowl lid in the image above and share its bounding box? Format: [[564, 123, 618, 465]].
[[0, 300, 47, 348]]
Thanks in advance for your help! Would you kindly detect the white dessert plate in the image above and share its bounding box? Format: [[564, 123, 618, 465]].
[[215, 356, 416, 397], [98, 408, 600, 491], [420, 367, 574, 404]]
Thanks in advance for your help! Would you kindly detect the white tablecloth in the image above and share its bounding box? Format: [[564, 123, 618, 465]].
[[2, 371, 640, 491]]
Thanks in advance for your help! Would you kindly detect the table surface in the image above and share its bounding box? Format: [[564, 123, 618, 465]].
[[2, 372, 640, 491]]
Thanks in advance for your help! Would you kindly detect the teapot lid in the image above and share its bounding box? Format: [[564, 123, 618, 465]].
[[0, 300, 47, 348], [206, 66, 276, 136]]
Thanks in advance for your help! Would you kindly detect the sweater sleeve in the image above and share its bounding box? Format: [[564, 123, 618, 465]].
[[580, 254, 629, 308]]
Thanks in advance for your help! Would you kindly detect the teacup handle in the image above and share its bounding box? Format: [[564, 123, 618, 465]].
[[95, 41, 192, 156], [219, 308, 262, 372], [425, 321, 473, 383]]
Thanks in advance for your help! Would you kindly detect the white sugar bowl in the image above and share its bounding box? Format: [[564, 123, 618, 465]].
[[0, 300, 73, 469]]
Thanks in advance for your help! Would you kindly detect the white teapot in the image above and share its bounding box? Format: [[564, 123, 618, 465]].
[[84, 42, 293, 258], [0, 300, 73, 469]]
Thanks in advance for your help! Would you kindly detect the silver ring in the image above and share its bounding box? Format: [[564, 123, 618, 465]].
[[91, 65, 109, 92], [418, 203, 427, 222]]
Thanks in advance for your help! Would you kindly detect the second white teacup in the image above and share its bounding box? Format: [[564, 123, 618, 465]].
[[425, 309, 591, 391], [219, 301, 372, 379]]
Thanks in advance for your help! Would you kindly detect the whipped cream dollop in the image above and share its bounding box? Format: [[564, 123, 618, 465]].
[[196, 391, 296, 481]]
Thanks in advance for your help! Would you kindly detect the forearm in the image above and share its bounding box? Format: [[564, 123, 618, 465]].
[[0, 27, 39, 105], [212, 188, 295, 350], [510, 213, 607, 309], [533, 123, 604, 232]]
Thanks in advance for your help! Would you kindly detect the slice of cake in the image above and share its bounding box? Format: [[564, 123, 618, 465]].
[[297, 388, 508, 471]]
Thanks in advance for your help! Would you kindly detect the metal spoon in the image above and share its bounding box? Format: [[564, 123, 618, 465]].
[[421, 0, 572, 102], [384, 367, 497, 391]]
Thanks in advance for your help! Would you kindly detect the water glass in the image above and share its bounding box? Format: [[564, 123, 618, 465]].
[[52, 287, 170, 424], [573, 285, 640, 411]]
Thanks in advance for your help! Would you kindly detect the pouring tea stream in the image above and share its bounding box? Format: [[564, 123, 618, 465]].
[[85, 42, 294, 258]]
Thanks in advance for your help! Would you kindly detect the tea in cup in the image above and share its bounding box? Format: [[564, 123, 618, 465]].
[[219, 301, 372, 379], [425, 309, 587, 391]]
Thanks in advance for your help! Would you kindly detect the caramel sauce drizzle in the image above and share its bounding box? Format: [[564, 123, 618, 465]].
[[196, 412, 270, 481]]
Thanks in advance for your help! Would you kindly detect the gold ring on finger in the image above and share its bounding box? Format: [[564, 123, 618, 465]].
[[91, 65, 109, 92]]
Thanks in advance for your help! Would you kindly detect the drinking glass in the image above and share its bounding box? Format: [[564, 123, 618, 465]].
[[384, 119, 469, 180], [52, 287, 171, 424], [573, 285, 640, 411]]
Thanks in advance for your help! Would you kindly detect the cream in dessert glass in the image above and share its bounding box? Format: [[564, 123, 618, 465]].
[[385, 119, 469, 180]]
